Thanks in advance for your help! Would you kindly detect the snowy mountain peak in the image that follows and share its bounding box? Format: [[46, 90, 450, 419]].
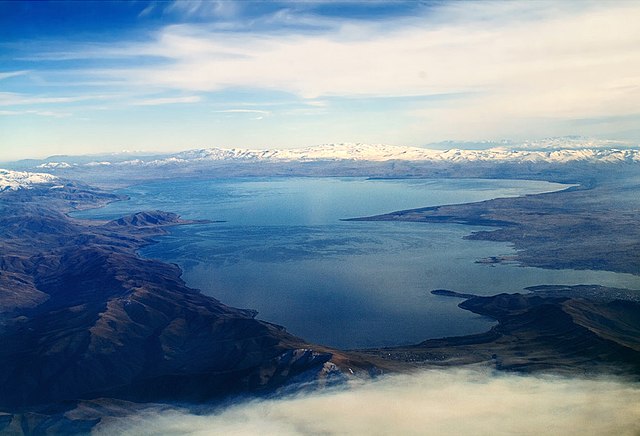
[[160, 142, 640, 165], [37, 162, 74, 169], [171, 143, 442, 163], [17, 140, 640, 172], [0, 169, 60, 192]]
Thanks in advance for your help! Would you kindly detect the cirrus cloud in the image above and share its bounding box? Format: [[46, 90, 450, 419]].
[[65, 0, 640, 142], [131, 95, 202, 106], [3, 0, 640, 158], [88, 1, 640, 106]]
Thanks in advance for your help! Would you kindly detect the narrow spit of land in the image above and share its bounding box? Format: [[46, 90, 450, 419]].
[[347, 177, 640, 276]]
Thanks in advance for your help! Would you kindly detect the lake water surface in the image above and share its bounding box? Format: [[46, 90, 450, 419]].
[[75, 178, 640, 348]]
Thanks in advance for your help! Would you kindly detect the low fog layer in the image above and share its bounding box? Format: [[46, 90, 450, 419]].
[[95, 369, 640, 436]]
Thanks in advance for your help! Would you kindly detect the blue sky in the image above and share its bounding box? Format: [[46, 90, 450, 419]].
[[1, 0, 639, 160]]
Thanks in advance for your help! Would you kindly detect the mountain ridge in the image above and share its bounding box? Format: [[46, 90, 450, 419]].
[[28, 141, 640, 171], [0, 169, 60, 192], [0, 186, 365, 411]]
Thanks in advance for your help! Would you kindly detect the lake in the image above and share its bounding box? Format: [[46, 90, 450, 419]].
[[74, 177, 640, 348]]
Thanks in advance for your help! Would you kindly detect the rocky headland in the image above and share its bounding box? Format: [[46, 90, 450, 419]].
[[356, 287, 640, 376]]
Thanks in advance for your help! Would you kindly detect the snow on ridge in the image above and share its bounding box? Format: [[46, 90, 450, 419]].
[[269, 143, 442, 161], [160, 143, 640, 164], [502, 137, 633, 151], [0, 169, 59, 192], [37, 162, 73, 169], [165, 143, 444, 163], [63, 141, 640, 168]]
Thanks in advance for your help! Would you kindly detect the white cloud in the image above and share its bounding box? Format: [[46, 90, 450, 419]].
[[0, 70, 29, 80], [7, 0, 640, 147], [129, 3, 639, 99], [0, 92, 107, 106], [95, 369, 640, 436], [164, 0, 240, 20], [214, 109, 271, 115], [78, 1, 639, 132], [131, 95, 202, 106], [137, 3, 156, 18], [0, 109, 71, 118]]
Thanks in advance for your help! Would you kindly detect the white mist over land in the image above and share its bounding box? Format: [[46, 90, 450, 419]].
[[95, 369, 640, 436]]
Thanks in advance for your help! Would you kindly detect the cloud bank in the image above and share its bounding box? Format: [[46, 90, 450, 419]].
[[103, 2, 640, 109], [95, 369, 640, 436], [50, 1, 640, 142]]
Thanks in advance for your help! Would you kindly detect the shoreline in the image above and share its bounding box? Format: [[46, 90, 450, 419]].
[[346, 180, 640, 276], [2, 171, 640, 432], [71, 174, 640, 350]]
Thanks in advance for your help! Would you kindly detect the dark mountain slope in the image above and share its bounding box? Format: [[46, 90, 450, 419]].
[[359, 289, 640, 376], [0, 185, 354, 412]]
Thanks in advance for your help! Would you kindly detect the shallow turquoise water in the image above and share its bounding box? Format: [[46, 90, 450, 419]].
[[75, 177, 640, 348]]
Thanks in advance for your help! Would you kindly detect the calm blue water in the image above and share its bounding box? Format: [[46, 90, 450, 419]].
[[75, 177, 640, 348]]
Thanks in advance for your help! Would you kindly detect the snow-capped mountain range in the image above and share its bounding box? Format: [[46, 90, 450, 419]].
[[36, 140, 640, 170], [0, 169, 60, 192]]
